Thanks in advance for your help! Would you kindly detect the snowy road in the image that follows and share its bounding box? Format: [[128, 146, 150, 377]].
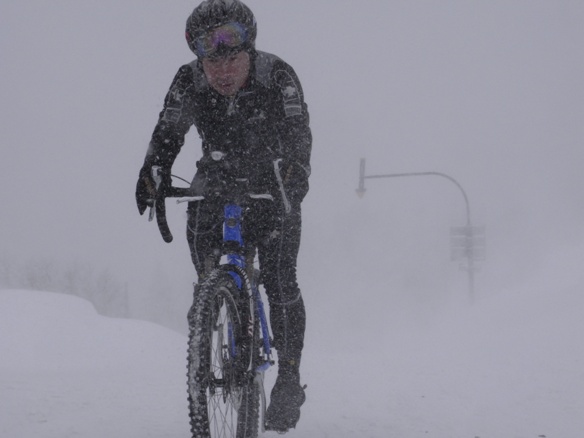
[[1, 285, 582, 438]]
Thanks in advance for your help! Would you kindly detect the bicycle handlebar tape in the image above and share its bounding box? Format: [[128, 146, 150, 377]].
[[155, 197, 173, 243]]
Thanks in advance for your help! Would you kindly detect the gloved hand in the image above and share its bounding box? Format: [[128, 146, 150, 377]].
[[135, 164, 171, 215], [281, 161, 310, 205]]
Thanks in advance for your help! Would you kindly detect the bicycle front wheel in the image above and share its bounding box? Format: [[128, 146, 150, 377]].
[[186, 265, 259, 438]]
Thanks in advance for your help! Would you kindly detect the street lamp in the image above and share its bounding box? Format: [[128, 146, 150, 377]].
[[357, 158, 484, 300]]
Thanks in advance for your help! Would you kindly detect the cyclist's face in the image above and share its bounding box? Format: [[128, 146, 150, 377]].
[[202, 50, 251, 97]]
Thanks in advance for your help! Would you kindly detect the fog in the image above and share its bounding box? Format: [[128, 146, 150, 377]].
[[2, 1, 583, 436], [2, 1, 583, 331]]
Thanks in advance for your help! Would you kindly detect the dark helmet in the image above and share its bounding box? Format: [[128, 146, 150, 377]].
[[185, 0, 257, 57]]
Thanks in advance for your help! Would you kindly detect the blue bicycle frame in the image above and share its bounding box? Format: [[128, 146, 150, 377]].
[[223, 204, 273, 372]]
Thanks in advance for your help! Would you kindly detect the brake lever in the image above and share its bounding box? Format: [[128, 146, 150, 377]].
[[147, 166, 164, 222]]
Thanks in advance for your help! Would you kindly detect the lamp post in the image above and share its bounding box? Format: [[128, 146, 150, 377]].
[[357, 158, 483, 300]]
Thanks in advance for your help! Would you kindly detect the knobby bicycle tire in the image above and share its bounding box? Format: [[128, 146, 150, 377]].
[[186, 265, 260, 438]]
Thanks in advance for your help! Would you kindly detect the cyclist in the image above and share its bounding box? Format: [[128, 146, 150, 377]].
[[135, 0, 311, 432]]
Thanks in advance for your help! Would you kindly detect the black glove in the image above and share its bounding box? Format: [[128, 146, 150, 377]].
[[282, 161, 310, 205], [135, 164, 171, 215]]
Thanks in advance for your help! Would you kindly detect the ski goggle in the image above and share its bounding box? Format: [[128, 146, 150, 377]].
[[193, 22, 249, 58]]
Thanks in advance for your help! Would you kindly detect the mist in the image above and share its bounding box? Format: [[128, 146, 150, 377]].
[[1, 0, 583, 396]]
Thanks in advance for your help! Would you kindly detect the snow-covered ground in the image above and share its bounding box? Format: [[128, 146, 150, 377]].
[[0, 290, 187, 438], [2, 268, 582, 438]]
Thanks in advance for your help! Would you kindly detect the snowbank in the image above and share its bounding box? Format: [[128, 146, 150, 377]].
[[0, 289, 189, 438]]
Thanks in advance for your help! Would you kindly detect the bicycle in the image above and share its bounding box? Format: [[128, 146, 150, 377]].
[[148, 166, 274, 438]]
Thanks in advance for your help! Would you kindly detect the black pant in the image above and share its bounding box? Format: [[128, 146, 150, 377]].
[[186, 195, 306, 366]]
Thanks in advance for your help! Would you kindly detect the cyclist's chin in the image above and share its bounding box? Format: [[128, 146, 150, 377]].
[[211, 82, 239, 96]]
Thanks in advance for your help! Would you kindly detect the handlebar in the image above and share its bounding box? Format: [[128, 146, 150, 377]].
[[148, 185, 196, 243], [145, 166, 195, 243], [148, 166, 273, 244]]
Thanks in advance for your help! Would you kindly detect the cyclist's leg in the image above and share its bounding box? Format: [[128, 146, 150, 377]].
[[261, 204, 306, 366], [186, 199, 223, 277], [258, 203, 306, 431]]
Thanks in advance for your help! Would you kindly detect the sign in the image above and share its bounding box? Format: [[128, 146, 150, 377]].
[[450, 225, 486, 262]]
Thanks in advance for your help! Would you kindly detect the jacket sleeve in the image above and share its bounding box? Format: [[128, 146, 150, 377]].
[[143, 65, 197, 169], [271, 61, 312, 202]]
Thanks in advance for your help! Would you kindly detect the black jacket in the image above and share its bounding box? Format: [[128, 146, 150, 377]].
[[144, 50, 312, 205]]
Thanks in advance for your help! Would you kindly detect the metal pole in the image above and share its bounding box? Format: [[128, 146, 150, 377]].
[[358, 159, 476, 300], [356, 158, 367, 198], [364, 171, 471, 226]]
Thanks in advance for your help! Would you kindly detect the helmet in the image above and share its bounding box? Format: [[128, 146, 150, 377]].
[[185, 0, 257, 57]]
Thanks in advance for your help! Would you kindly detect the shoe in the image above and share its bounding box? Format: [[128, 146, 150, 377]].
[[265, 373, 306, 433]]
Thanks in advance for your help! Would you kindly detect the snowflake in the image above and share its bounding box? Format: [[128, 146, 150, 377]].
[[283, 86, 297, 97]]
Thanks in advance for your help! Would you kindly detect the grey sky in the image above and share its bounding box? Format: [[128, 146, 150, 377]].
[[1, 1, 583, 323]]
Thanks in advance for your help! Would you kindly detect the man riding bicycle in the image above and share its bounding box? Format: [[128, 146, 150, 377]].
[[135, 0, 312, 432]]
